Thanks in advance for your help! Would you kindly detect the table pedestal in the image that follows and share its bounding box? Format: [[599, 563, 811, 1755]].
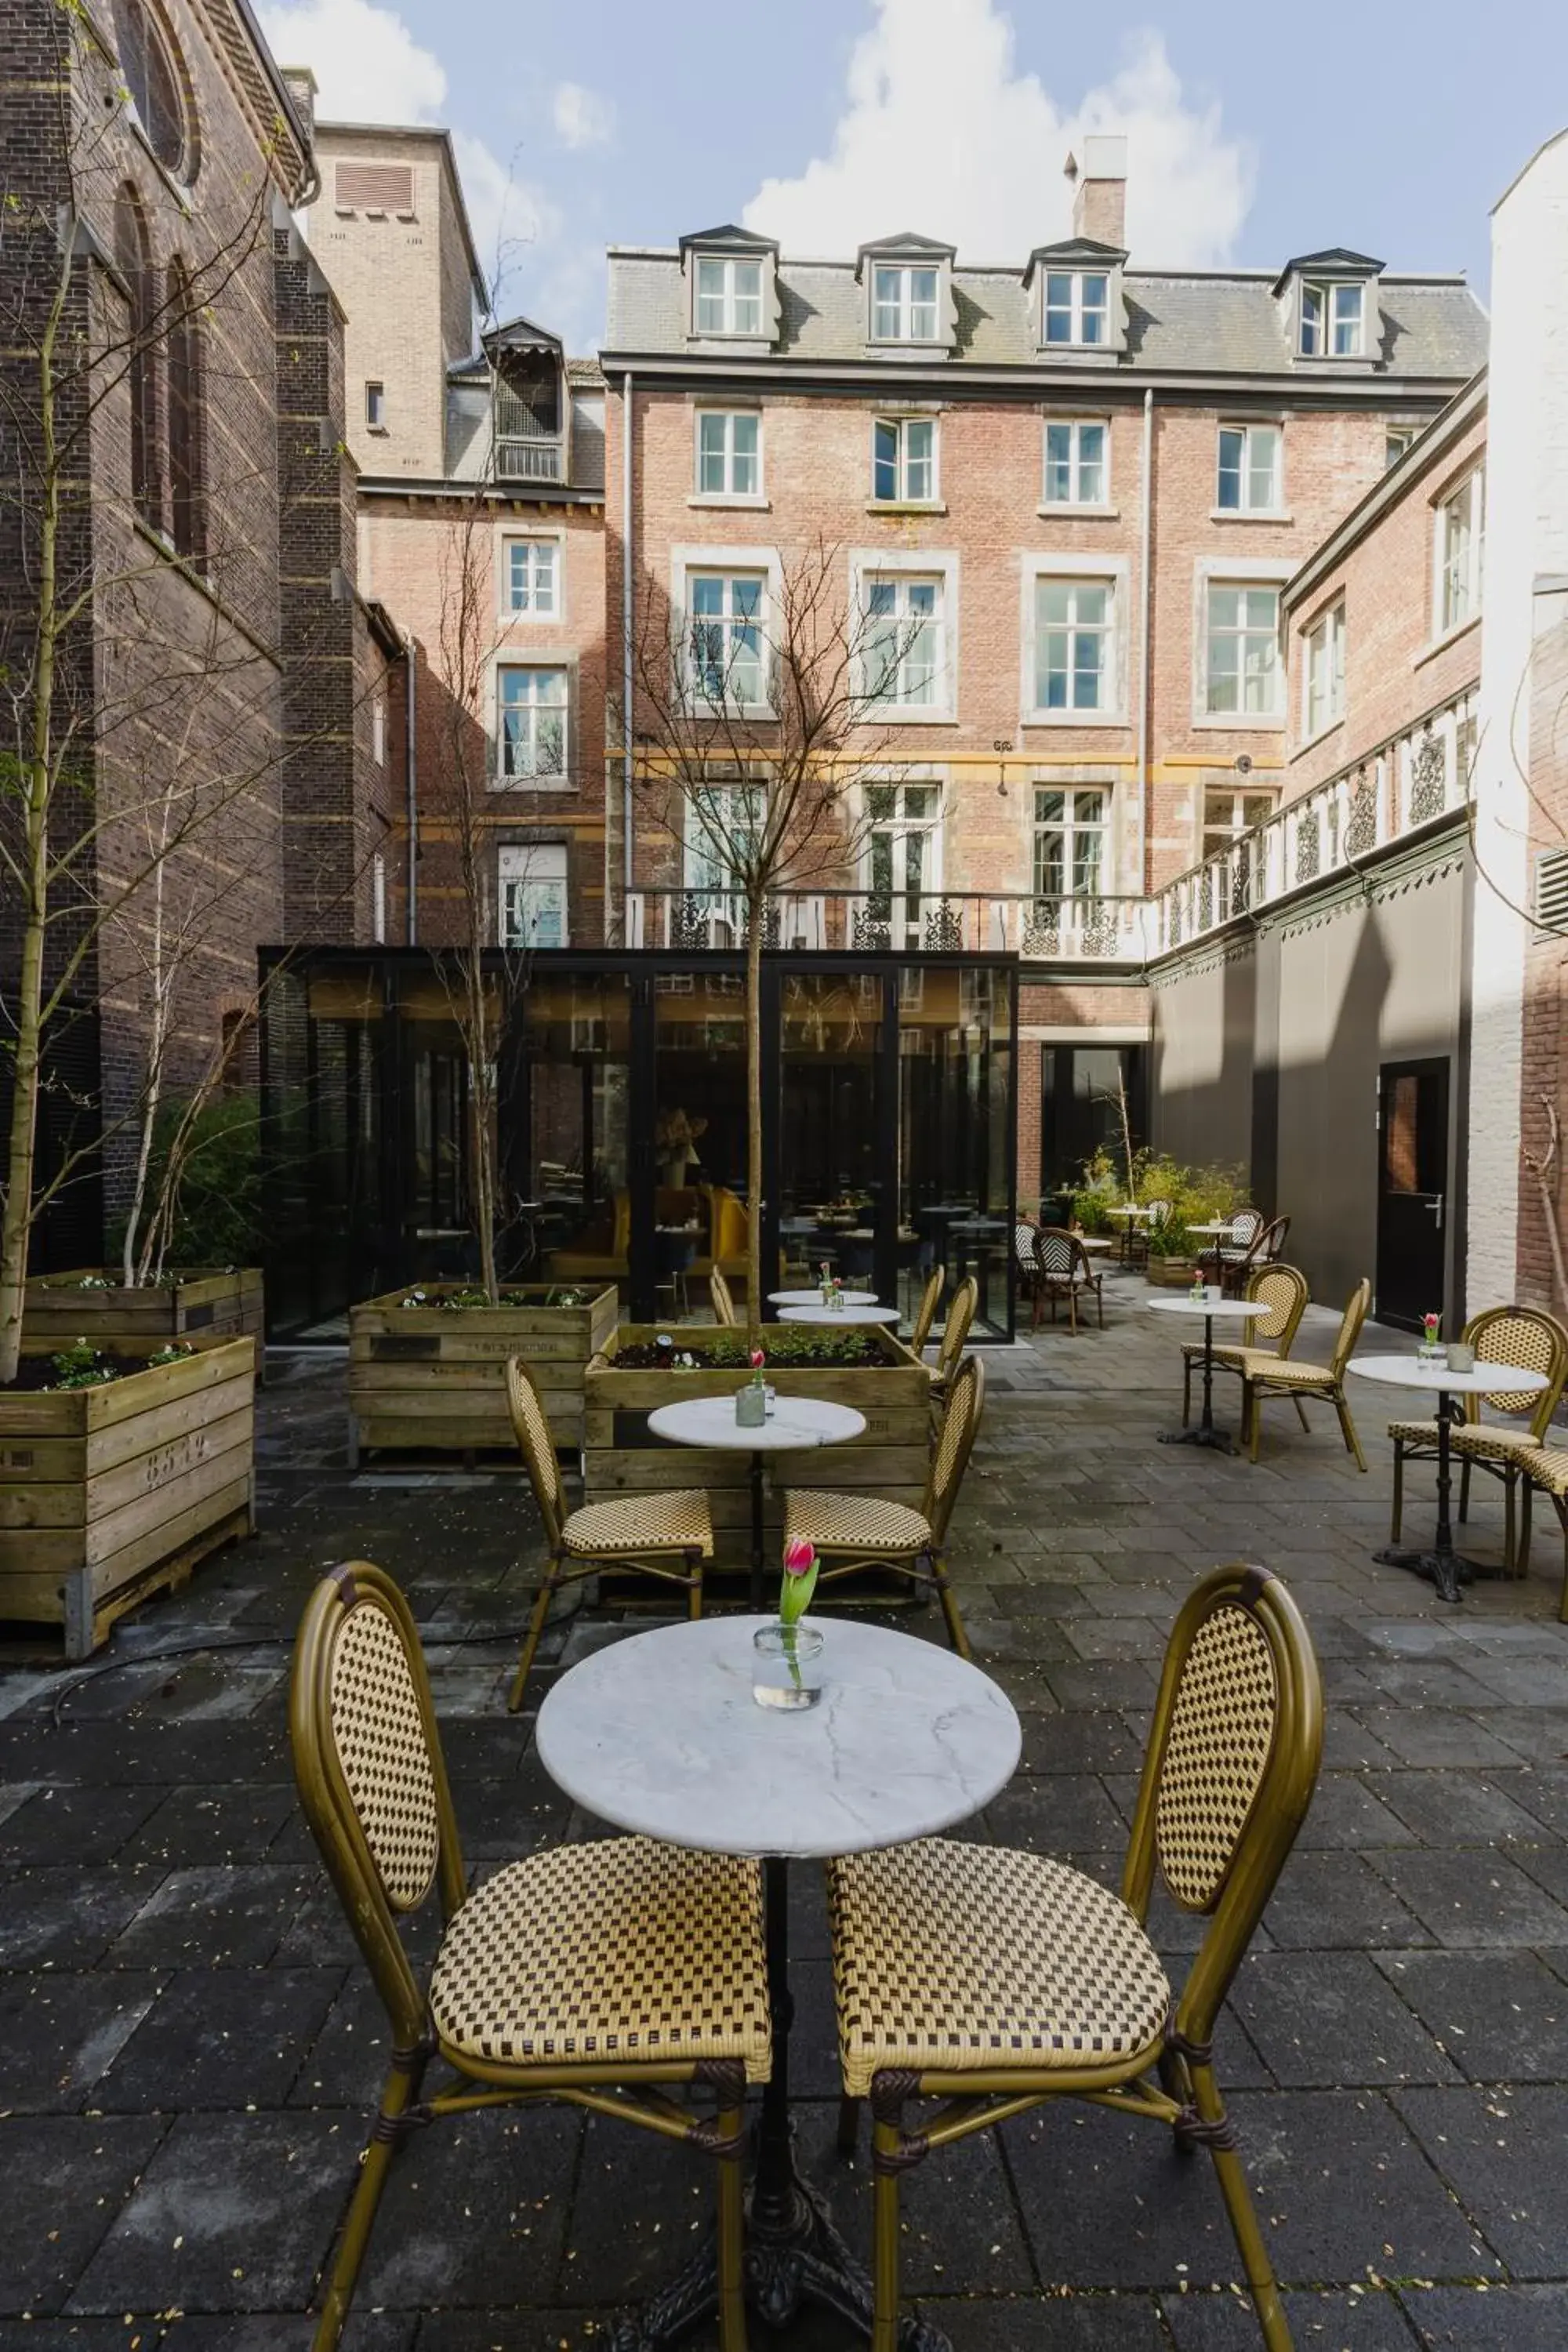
[[1373, 1396, 1474, 1606], [1159, 1312, 1237, 1455], [613, 1857, 949, 2352]]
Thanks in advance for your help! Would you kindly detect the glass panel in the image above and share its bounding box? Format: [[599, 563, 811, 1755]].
[[731, 412, 758, 494], [696, 257, 726, 332], [779, 971, 884, 1295], [1044, 421, 1072, 502], [1217, 427, 1243, 510], [1248, 426, 1279, 508], [873, 419, 898, 500], [1332, 283, 1363, 354], [1044, 274, 1073, 343], [529, 975, 632, 1308], [1077, 422, 1105, 502], [1080, 274, 1108, 344], [732, 260, 763, 333], [873, 266, 902, 338], [698, 412, 728, 492], [654, 970, 750, 1307], [1301, 282, 1323, 354], [901, 965, 1013, 1338], [909, 267, 938, 339], [905, 419, 933, 499]]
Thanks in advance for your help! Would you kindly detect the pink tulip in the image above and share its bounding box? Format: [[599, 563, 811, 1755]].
[[750, 1347, 765, 1369], [784, 1537, 815, 1577]]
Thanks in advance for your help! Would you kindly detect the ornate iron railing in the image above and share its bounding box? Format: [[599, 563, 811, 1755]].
[[622, 888, 1150, 960]]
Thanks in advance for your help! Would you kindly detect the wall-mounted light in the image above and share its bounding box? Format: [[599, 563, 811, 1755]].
[[993, 738, 1014, 796]]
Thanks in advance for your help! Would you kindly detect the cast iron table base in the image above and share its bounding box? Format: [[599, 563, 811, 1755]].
[[1158, 1311, 1239, 1457], [1373, 1391, 1478, 1606]]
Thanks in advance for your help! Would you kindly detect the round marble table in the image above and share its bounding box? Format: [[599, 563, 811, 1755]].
[[777, 1301, 900, 1326], [537, 1616, 1020, 2350], [768, 1287, 876, 1307], [648, 1393, 865, 1610], [1347, 1355, 1548, 1604], [1146, 1289, 1265, 1454]]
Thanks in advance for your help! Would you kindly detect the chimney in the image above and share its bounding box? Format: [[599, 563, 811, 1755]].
[[1068, 133, 1128, 250], [280, 64, 318, 147]]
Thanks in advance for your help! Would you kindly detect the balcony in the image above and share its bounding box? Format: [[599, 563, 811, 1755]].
[[495, 436, 564, 484], [622, 888, 1150, 961], [1152, 688, 1476, 957]]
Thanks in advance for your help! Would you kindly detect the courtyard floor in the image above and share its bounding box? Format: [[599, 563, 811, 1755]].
[[5, 1275, 1568, 2350]]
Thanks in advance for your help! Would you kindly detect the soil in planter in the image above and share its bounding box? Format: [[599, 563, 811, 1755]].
[[2, 1345, 198, 1393], [398, 1287, 590, 1310], [615, 1331, 884, 1369]]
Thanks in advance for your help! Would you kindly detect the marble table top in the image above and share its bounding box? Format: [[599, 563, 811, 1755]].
[[768, 1288, 876, 1306], [1145, 1290, 1264, 1320], [1346, 1355, 1548, 1397], [535, 1614, 1022, 1859], [777, 1303, 900, 1325], [648, 1395, 866, 1451]]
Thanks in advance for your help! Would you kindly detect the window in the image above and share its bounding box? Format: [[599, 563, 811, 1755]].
[[684, 782, 761, 893], [866, 782, 942, 942], [1385, 425, 1420, 470], [1034, 578, 1113, 712], [372, 854, 387, 945], [1216, 423, 1281, 514], [1437, 470, 1483, 633], [695, 256, 763, 336], [1044, 273, 1109, 347], [371, 695, 387, 767], [1202, 786, 1276, 860], [695, 410, 760, 499], [165, 260, 204, 561], [871, 266, 938, 342], [872, 416, 935, 503], [1044, 420, 1107, 506], [864, 575, 942, 707], [365, 381, 386, 430], [1033, 787, 1108, 899], [499, 844, 568, 947], [1205, 584, 1282, 717], [687, 572, 765, 707], [496, 666, 568, 780], [114, 188, 158, 528], [1303, 602, 1346, 738], [116, 0, 188, 176], [505, 538, 557, 615], [1301, 281, 1365, 358]]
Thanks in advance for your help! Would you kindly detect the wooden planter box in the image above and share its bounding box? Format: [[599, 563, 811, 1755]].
[[1147, 1257, 1200, 1288], [0, 1338, 256, 1660], [23, 1268, 263, 1366], [582, 1323, 931, 1575], [348, 1283, 619, 1463]]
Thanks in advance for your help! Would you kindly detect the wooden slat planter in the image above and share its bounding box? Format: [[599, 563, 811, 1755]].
[[583, 1323, 931, 1577], [348, 1283, 619, 1462], [0, 1338, 256, 1660], [23, 1269, 263, 1367]]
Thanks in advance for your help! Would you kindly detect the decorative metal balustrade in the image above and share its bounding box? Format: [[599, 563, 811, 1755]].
[[495, 437, 564, 483], [1152, 688, 1476, 956], [622, 888, 1151, 961]]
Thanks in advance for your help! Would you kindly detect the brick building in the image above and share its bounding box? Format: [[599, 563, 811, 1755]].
[[0, 8, 392, 1265]]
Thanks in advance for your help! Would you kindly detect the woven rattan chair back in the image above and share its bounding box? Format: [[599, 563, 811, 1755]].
[[1013, 1221, 1038, 1275], [506, 1358, 564, 1548], [1036, 1226, 1077, 1278], [291, 1563, 466, 2049], [909, 1265, 944, 1355], [1463, 1304, 1568, 1428], [1228, 1207, 1264, 1248], [922, 1354, 985, 1539], [1329, 1279, 1372, 1379], [1145, 1199, 1171, 1230], [936, 1276, 978, 1381], [1243, 1264, 1308, 1350], [1255, 1213, 1290, 1264], [710, 1267, 738, 1327], [1123, 1566, 1322, 2046]]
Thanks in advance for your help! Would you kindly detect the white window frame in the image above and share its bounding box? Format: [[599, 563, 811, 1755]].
[[1203, 582, 1284, 721], [499, 843, 569, 948], [365, 380, 386, 430], [371, 694, 386, 768], [1301, 600, 1347, 742], [861, 776, 944, 946], [850, 551, 959, 722], [870, 413, 938, 506], [1214, 422, 1283, 517], [1200, 782, 1279, 862], [1385, 423, 1421, 470], [869, 264, 940, 344], [1191, 560, 1288, 729], [673, 550, 775, 717], [1301, 280, 1366, 358], [1043, 271, 1110, 349], [1433, 467, 1484, 639], [693, 254, 764, 338], [691, 407, 764, 504], [1020, 555, 1129, 728], [1040, 418, 1110, 510], [1031, 783, 1112, 900], [493, 662, 569, 786], [499, 530, 563, 621], [682, 779, 764, 898]]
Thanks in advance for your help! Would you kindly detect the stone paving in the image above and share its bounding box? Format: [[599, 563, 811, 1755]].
[[5, 1274, 1568, 2351]]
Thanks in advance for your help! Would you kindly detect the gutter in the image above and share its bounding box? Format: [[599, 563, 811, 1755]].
[[1138, 387, 1154, 902], [622, 369, 634, 909], [404, 633, 419, 946]]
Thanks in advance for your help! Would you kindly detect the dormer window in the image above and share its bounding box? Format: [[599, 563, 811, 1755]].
[[1301, 281, 1364, 358], [1044, 272, 1109, 347], [873, 266, 938, 343], [1278, 252, 1381, 365], [696, 256, 763, 336], [856, 235, 956, 354]]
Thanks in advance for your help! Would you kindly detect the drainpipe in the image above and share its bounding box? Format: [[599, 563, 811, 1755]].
[[1137, 387, 1154, 907], [622, 369, 635, 919], [404, 631, 419, 945]]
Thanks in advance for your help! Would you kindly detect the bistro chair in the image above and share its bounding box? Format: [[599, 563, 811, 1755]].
[[289, 1562, 769, 2352], [505, 1359, 711, 1710], [783, 1355, 984, 1659], [908, 1264, 944, 1359], [710, 1267, 738, 1327], [1388, 1306, 1568, 1571], [1513, 1448, 1568, 1619], [1183, 1264, 1309, 1428], [1220, 1214, 1291, 1298], [1239, 1279, 1371, 1470], [829, 1563, 1323, 2352], [1126, 1196, 1171, 1271], [1033, 1227, 1104, 1334], [1200, 1207, 1265, 1287], [929, 1274, 978, 1393]]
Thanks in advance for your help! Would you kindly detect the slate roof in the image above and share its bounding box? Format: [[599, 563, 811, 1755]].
[[604, 253, 1487, 383]]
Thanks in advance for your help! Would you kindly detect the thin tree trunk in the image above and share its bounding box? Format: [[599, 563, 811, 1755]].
[[746, 898, 764, 1354]]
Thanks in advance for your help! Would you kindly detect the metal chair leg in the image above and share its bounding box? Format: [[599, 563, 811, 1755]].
[[1334, 1390, 1367, 1473], [1182, 1355, 1192, 1425], [508, 1553, 561, 1712], [1247, 1384, 1262, 1465], [1504, 1469, 1518, 1576], [931, 1549, 971, 1660], [1391, 1442, 1403, 1544], [837, 2094, 861, 2155], [870, 2117, 902, 2352], [686, 1545, 703, 1622], [1189, 2060, 1291, 2352], [715, 2101, 748, 2352], [311, 2052, 429, 2352], [1292, 1396, 1311, 1432]]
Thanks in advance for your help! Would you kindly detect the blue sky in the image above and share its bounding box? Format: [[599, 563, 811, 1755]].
[[260, 0, 1568, 352]]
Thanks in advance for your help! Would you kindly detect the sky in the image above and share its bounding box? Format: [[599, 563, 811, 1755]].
[[257, 0, 1568, 355]]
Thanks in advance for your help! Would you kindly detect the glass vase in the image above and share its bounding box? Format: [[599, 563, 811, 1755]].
[[752, 1621, 824, 1710]]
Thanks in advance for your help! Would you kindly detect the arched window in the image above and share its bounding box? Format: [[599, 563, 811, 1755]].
[[166, 260, 204, 561], [114, 186, 159, 528], [115, 0, 191, 178]]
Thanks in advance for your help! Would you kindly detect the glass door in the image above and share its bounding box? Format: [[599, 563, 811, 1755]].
[[1376, 1058, 1449, 1330], [775, 971, 886, 1305]]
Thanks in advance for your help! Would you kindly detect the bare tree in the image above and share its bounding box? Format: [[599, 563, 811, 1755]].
[[622, 535, 922, 1346]]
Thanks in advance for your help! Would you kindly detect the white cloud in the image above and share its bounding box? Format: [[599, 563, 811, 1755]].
[[260, 0, 445, 125], [742, 1, 1254, 267], [551, 81, 615, 152]]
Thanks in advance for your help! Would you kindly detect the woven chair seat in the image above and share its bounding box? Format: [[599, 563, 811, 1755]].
[[1234, 1353, 1332, 1390], [562, 1491, 713, 1559], [1181, 1341, 1250, 1369], [1518, 1446, 1568, 1498], [828, 1838, 1169, 2099], [785, 1490, 931, 1555], [1451, 1425, 1543, 1461], [430, 1835, 771, 2078], [1387, 1417, 1444, 1446]]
